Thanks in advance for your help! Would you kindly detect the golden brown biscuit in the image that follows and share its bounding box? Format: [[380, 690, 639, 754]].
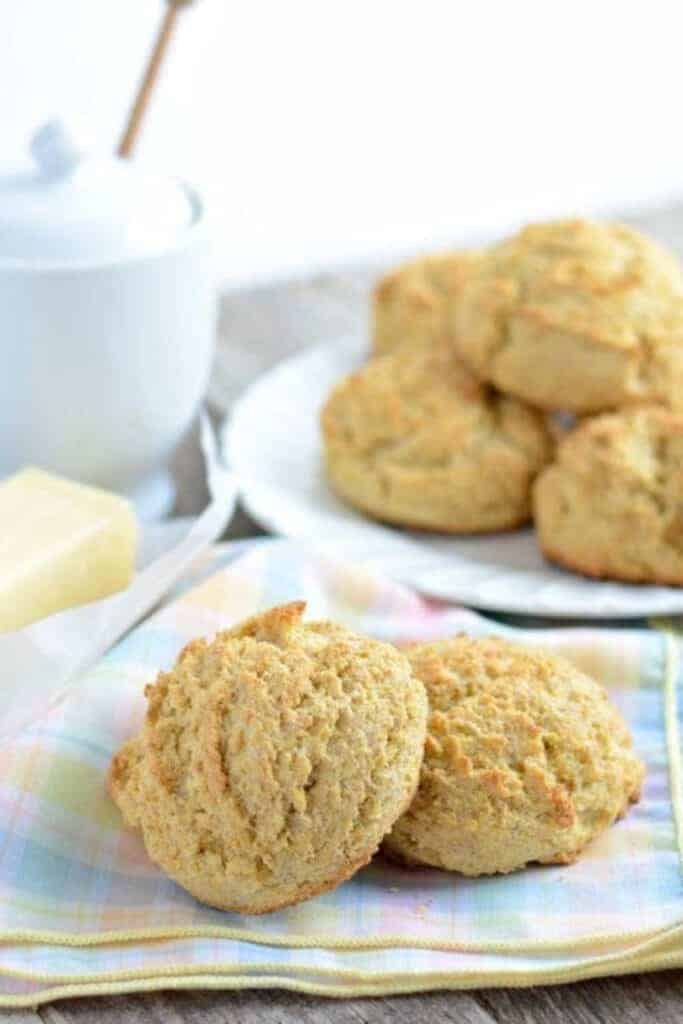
[[321, 348, 553, 533], [453, 219, 683, 413], [110, 602, 428, 914], [383, 635, 644, 875], [372, 250, 480, 357], [534, 405, 683, 583]]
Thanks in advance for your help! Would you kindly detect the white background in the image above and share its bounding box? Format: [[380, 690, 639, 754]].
[[4, 0, 683, 286]]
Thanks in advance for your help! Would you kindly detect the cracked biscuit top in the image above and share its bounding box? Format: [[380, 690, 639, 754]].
[[371, 250, 481, 358], [321, 347, 553, 533], [534, 405, 683, 583], [453, 219, 683, 413], [110, 602, 428, 914], [383, 635, 644, 875]]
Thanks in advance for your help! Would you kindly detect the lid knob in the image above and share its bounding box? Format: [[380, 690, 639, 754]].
[[30, 120, 82, 178]]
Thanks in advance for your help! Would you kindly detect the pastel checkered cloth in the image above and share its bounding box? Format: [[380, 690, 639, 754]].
[[1, 539, 682, 1005]]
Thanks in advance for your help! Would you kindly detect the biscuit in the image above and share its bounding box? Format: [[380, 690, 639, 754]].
[[383, 635, 644, 875], [372, 251, 480, 357], [110, 602, 428, 914], [453, 219, 683, 413], [534, 405, 683, 583], [321, 348, 553, 533]]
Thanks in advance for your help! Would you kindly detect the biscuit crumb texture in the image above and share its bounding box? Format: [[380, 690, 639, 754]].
[[110, 603, 428, 914], [372, 250, 480, 358], [383, 635, 644, 875], [321, 348, 553, 533], [454, 219, 683, 413], [534, 405, 683, 583]]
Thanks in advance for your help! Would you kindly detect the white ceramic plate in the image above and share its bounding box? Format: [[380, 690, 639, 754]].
[[222, 335, 683, 618]]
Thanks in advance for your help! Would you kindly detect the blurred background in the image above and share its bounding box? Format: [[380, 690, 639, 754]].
[[6, 0, 683, 288]]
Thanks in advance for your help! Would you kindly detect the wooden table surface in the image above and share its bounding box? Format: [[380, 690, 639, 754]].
[[29, 205, 683, 1020]]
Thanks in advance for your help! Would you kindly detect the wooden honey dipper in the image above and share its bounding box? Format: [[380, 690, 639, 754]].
[[118, 0, 197, 158]]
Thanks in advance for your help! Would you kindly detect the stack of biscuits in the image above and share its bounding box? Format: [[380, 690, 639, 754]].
[[321, 219, 683, 585], [111, 602, 644, 914]]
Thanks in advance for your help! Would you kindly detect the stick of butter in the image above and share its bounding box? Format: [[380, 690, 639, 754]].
[[0, 468, 137, 632]]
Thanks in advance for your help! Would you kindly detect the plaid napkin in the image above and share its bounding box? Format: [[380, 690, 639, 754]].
[[1, 538, 681, 1005]]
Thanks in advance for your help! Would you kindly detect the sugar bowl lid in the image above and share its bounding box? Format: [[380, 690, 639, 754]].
[[0, 120, 195, 265]]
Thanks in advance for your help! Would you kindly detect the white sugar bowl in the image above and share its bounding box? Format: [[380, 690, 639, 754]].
[[0, 121, 216, 518]]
